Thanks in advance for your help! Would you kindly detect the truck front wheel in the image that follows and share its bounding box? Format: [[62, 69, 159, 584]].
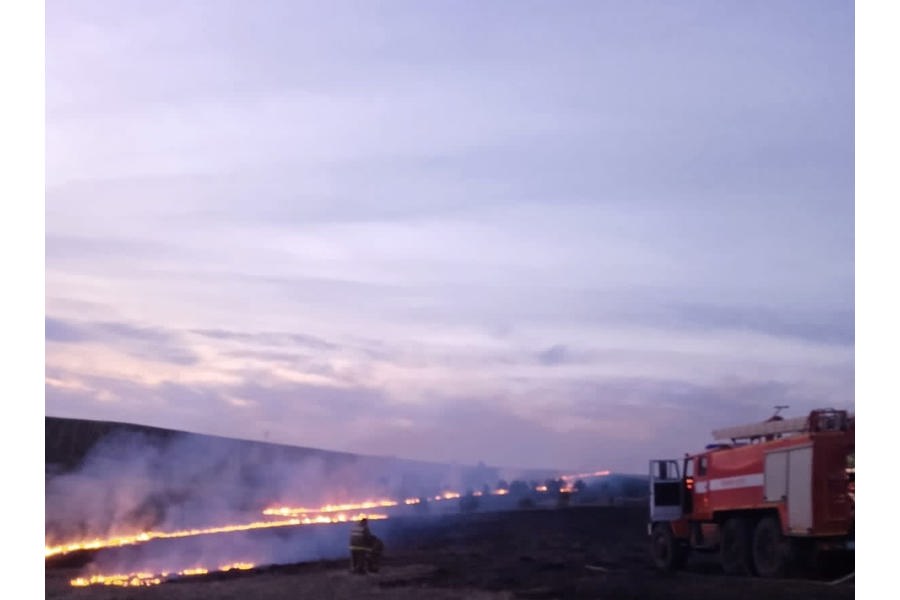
[[650, 522, 687, 571]]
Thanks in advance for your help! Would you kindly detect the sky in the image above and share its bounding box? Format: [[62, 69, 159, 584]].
[[44, 0, 855, 473]]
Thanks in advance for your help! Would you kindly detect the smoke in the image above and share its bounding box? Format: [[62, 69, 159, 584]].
[[45, 430, 512, 573]]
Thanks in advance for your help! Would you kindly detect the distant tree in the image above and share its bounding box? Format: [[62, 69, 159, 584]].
[[573, 479, 587, 494], [544, 479, 562, 495], [482, 484, 491, 496], [464, 460, 499, 492], [509, 480, 530, 499], [497, 480, 509, 491], [459, 491, 479, 513], [415, 496, 430, 513]]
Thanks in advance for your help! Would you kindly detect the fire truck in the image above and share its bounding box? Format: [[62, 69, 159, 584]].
[[648, 408, 854, 577]]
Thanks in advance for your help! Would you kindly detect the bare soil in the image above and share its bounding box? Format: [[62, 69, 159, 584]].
[[46, 506, 853, 599]]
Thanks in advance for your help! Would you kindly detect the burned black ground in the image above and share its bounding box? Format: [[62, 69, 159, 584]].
[[46, 506, 853, 599]]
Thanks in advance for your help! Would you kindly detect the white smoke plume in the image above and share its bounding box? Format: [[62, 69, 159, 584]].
[[45, 427, 503, 547]]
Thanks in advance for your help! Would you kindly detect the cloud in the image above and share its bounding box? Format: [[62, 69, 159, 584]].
[[45, 316, 199, 365], [190, 328, 337, 351], [44, 0, 854, 472], [45, 330, 853, 472], [45, 317, 89, 343], [664, 303, 854, 346], [536, 345, 571, 366], [349, 368, 854, 472]]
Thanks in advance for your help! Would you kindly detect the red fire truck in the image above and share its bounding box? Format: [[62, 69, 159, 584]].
[[648, 408, 854, 577]]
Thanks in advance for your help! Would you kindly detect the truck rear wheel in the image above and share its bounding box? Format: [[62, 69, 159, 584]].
[[721, 518, 753, 576], [752, 516, 790, 577], [650, 522, 687, 571]]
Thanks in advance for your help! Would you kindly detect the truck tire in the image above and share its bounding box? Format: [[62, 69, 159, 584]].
[[650, 522, 687, 571], [752, 516, 790, 577], [720, 518, 753, 576]]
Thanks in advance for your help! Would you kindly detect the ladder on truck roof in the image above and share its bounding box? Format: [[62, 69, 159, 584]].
[[712, 409, 852, 442], [712, 416, 809, 442]]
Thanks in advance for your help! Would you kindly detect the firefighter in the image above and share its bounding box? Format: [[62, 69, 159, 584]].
[[348, 518, 383, 574]]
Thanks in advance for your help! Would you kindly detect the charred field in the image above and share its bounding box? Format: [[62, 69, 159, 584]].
[[46, 506, 853, 600]]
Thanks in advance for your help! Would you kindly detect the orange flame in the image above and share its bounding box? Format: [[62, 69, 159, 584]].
[[559, 470, 610, 480], [70, 572, 161, 587], [69, 562, 257, 587], [47, 513, 386, 558], [263, 499, 398, 516]]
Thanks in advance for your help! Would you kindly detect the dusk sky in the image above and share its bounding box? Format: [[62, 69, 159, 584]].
[[44, 0, 854, 472]]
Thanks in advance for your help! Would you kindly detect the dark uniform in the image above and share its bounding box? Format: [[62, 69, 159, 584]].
[[349, 518, 383, 574]]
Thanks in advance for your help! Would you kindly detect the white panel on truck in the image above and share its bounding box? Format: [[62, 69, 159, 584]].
[[764, 451, 788, 502], [787, 446, 813, 532]]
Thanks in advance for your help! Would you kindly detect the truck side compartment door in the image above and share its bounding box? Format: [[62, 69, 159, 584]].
[[764, 446, 813, 533]]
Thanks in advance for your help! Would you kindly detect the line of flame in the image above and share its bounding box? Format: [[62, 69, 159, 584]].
[[263, 499, 399, 516], [50, 469, 611, 560], [47, 513, 387, 558], [559, 470, 611, 480], [262, 489, 516, 517], [70, 562, 256, 587]]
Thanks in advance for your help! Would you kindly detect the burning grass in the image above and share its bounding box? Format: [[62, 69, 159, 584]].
[[69, 562, 256, 588], [48, 469, 615, 589], [46, 513, 388, 559]]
